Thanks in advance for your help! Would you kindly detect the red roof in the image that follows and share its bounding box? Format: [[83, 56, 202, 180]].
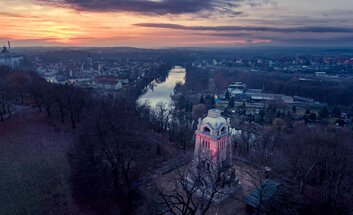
[[94, 76, 119, 85]]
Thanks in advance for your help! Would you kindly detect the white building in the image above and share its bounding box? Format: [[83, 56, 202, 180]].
[[171, 65, 186, 73], [228, 82, 246, 96], [94, 76, 124, 91], [188, 109, 239, 203], [0, 46, 23, 69]]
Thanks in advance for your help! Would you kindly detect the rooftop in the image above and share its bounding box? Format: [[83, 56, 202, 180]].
[[201, 109, 227, 130], [244, 180, 281, 208], [208, 109, 221, 118], [94, 76, 120, 85], [1, 46, 9, 54]]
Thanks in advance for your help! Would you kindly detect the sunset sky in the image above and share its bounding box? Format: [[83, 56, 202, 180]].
[[1, 0, 353, 47]]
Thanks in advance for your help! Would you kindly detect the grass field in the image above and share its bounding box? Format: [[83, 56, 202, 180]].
[[0, 107, 77, 215]]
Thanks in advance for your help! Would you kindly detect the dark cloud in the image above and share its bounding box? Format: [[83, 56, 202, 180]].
[[38, 0, 227, 15], [323, 9, 353, 18], [37, 0, 272, 15], [263, 35, 353, 44], [246, 0, 276, 7], [0, 12, 39, 19], [187, 31, 353, 46], [0, 12, 25, 18], [135, 23, 353, 33], [194, 32, 252, 37]]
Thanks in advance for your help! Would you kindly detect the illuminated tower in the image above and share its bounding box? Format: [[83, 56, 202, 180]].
[[194, 109, 232, 172], [188, 109, 239, 203]]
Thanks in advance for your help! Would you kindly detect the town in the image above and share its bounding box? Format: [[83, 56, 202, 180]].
[[3, 0, 353, 214], [1, 44, 353, 215]]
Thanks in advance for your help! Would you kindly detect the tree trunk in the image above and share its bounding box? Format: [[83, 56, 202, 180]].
[[7, 104, 11, 117], [112, 167, 121, 195], [299, 179, 305, 194], [333, 171, 344, 207], [60, 105, 65, 123], [45, 105, 51, 117], [70, 111, 76, 129], [122, 165, 130, 187], [77, 111, 81, 123], [37, 102, 42, 112]]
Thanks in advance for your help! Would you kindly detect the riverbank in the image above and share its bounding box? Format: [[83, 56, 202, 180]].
[[137, 66, 186, 110]]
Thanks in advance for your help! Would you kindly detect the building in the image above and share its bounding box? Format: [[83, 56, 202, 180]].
[[188, 109, 239, 203], [228, 82, 246, 96], [0, 45, 23, 69], [293, 96, 314, 103], [94, 76, 123, 91], [244, 180, 281, 212], [171, 65, 186, 73], [315, 72, 327, 77]]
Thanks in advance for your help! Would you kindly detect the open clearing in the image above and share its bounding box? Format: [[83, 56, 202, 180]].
[[0, 107, 77, 215]]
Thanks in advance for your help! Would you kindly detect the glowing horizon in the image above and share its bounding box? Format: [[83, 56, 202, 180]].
[[1, 0, 353, 47]]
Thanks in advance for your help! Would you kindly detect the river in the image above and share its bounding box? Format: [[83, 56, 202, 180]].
[[137, 66, 186, 109]]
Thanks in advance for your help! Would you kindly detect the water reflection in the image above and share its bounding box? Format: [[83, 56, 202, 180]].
[[137, 67, 186, 109]]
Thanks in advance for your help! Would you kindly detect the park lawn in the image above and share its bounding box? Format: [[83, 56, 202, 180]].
[[0, 107, 77, 215]]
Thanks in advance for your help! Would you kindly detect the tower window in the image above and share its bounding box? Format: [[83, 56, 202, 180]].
[[204, 127, 211, 133], [201, 140, 210, 149], [221, 126, 226, 134]]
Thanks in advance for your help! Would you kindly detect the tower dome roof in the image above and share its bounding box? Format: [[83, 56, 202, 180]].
[[1, 46, 9, 53], [201, 109, 227, 130]]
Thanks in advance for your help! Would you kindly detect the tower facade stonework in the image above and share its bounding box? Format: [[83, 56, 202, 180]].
[[188, 109, 239, 203]]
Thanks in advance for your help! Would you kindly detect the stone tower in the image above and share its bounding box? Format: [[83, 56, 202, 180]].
[[188, 109, 239, 203]]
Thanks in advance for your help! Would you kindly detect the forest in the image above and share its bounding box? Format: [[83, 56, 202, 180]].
[[184, 67, 353, 107], [1, 65, 353, 215]]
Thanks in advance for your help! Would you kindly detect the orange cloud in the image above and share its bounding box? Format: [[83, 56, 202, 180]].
[[0, 0, 273, 47]]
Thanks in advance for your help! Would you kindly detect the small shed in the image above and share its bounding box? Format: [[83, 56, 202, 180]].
[[244, 180, 281, 212]]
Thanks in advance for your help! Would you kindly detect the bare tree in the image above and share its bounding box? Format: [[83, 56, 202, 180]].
[[283, 127, 329, 194], [70, 100, 159, 214], [249, 128, 281, 167], [234, 123, 260, 158], [192, 104, 208, 120], [61, 85, 87, 128], [168, 110, 194, 150], [0, 74, 13, 121], [7, 71, 31, 104], [158, 161, 223, 215], [28, 80, 44, 112], [154, 101, 171, 132], [53, 84, 67, 123], [0, 92, 12, 121], [90, 101, 155, 190], [242, 166, 276, 215], [311, 129, 353, 211]]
